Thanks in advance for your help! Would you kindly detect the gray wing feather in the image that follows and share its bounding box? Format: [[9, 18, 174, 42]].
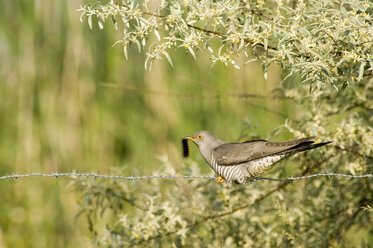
[[213, 137, 315, 165]]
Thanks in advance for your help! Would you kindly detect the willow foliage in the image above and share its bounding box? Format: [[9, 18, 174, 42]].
[[80, 0, 373, 88]]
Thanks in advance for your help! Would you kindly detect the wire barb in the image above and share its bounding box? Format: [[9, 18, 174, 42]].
[[0, 172, 372, 182]]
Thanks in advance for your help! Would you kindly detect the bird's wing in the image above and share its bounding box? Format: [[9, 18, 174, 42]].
[[213, 137, 315, 166]]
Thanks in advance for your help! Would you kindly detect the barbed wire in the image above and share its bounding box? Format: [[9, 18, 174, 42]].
[[0, 172, 372, 182]]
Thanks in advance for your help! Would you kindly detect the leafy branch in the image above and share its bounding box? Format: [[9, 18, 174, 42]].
[[133, 158, 328, 244], [79, 0, 373, 88]]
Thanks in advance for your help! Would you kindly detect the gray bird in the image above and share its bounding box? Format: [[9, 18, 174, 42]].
[[184, 131, 331, 183]]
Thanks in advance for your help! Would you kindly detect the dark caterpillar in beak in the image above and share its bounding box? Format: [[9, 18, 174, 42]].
[[182, 138, 190, 158]]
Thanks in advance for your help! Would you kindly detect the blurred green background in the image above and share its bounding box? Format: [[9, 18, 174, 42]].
[[0, 1, 292, 247]]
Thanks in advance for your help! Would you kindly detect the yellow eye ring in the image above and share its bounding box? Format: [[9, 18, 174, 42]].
[[197, 135, 203, 139]]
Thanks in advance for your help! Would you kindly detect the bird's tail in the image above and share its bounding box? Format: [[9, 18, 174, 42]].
[[280, 140, 332, 155]]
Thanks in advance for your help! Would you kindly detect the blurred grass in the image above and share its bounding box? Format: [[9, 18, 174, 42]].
[[0, 0, 292, 247]]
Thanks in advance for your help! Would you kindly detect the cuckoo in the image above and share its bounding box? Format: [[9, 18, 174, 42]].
[[182, 131, 331, 183]]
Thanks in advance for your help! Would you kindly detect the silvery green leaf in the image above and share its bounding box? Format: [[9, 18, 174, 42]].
[[205, 42, 213, 53], [263, 65, 268, 79], [88, 15, 92, 30], [154, 29, 161, 41], [188, 47, 196, 60], [282, 70, 294, 82], [163, 52, 173, 67], [335, 23, 340, 39], [320, 67, 330, 76], [123, 46, 128, 60], [111, 16, 117, 26], [309, 49, 322, 59], [331, 82, 339, 91], [130, 0, 134, 10], [244, 58, 257, 65], [239, 38, 245, 50], [148, 59, 153, 71], [112, 40, 123, 47], [135, 39, 141, 52], [139, 17, 149, 25], [98, 19, 104, 30], [285, 50, 294, 63], [79, 10, 86, 23], [336, 57, 350, 67], [243, 19, 249, 33], [231, 60, 240, 69], [218, 45, 225, 55], [144, 56, 149, 70], [358, 62, 365, 81]]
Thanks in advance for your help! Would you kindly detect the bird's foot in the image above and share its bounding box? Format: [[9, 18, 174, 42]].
[[216, 176, 225, 183]]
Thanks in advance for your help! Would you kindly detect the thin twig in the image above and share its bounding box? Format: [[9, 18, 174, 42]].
[[240, 98, 288, 118], [100, 83, 268, 99], [240, 0, 273, 20], [101, 83, 287, 118]]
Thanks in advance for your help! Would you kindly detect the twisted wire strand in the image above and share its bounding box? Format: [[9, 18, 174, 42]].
[[0, 172, 372, 182]]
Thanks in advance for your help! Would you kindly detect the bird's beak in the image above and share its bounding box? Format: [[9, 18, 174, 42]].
[[185, 136, 196, 141]]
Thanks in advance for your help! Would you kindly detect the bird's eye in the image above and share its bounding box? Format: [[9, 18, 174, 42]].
[[197, 135, 203, 139]]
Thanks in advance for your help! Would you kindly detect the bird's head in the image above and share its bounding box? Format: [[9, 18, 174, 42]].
[[183, 131, 225, 163], [186, 130, 215, 147]]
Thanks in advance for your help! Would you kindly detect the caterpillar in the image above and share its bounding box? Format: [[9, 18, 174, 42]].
[[182, 138, 190, 157]]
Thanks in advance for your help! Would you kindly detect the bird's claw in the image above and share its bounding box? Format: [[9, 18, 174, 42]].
[[216, 176, 225, 183]]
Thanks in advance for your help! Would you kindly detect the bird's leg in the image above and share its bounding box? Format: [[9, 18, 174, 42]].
[[216, 176, 225, 183]]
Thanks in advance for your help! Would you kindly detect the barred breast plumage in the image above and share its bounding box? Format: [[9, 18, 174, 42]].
[[210, 153, 286, 183]]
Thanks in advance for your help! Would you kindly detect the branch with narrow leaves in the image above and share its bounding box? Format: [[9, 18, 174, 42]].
[[79, 0, 373, 87], [131, 159, 372, 244]]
